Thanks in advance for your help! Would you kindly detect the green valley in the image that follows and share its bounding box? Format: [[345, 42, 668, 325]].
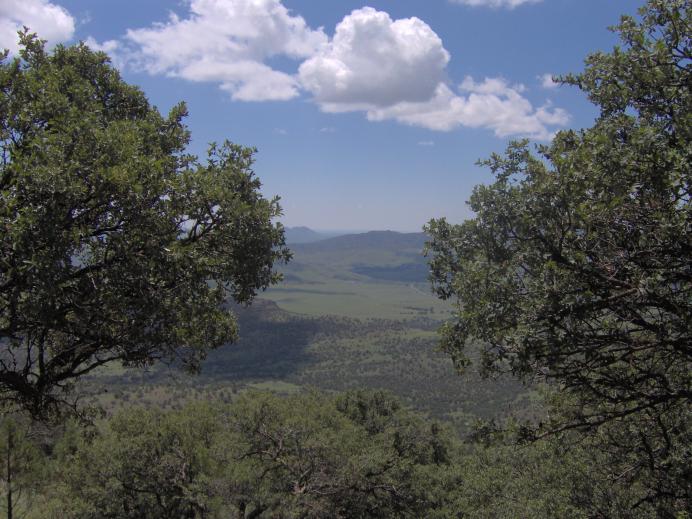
[[85, 230, 529, 432]]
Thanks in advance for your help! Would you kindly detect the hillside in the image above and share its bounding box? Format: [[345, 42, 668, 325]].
[[284, 226, 331, 244], [291, 230, 427, 253], [287, 230, 427, 268], [261, 230, 438, 317]]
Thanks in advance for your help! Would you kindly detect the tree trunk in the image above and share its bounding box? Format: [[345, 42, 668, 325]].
[[6, 426, 12, 519]]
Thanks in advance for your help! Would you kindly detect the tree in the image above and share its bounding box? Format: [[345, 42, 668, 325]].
[[0, 33, 290, 417], [54, 405, 222, 518], [49, 391, 460, 518], [0, 415, 45, 519], [449, 420, 651, 519], [425, 0, 690, 513], [215, 390, 458, 518]]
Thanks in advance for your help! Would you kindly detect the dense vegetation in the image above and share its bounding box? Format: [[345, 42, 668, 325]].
[[0, 390, 664, 518], [426, 0, 691, 514], [0, 0, 690, 517]]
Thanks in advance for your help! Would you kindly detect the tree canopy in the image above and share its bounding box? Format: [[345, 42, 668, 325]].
[[48, 391, 459, 519], [6, 390, 659, 518], [0, 34, 290, 417], [425, 0, 690, 512]]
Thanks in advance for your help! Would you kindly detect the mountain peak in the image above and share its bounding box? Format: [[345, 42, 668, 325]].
[[284, 226, 329, 244]]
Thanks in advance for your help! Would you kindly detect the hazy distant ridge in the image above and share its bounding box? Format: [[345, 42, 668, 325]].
[[283, 226, 330, 244], [283, 230, 430, 284], [291, 230, 427, 253]]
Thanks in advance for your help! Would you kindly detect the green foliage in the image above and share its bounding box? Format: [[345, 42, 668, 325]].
[[0, 34, 289, 417], [425, 0, 691, 513], [53, 405, 222, 517], [24, 389, 664, 518], [2, 390, 668, 518], [451, 420, 660, 519], [47, 391, 461, 518], [0, 415, 46, 518]]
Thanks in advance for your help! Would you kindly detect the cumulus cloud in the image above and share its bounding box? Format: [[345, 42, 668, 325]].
[[299, 7, 449, 110], [0, 0, 75, 53], [116, 0, 327, 101], [449, 0, 542, 8], [87, 1, 567, 138], [538, 72, 559, 89], [296, 7, 565, 139], [366, 78, 569, 140]]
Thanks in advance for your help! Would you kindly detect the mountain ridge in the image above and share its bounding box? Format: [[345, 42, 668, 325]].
[[284, 226, 330, 244], [289, 230, 428, 254]]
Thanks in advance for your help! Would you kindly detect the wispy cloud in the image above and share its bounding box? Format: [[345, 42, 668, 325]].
[[418, 140, 435, 146], [538, 73, 559, 89]]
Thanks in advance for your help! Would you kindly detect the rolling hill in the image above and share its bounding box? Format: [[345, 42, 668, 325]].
[[263, 230, 442, 318]]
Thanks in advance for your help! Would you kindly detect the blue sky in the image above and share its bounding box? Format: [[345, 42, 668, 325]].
[[1, 0, 641, 231]]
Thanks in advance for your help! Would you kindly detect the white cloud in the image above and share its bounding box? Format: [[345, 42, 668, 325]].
[[296, 7, 566, 139], [116, 0, 327, 101], [86, 1, 567, 139], [538, 72, 559, 89], [299, 7, 449, 110], [85, 37, 120, 55], [449, 0, 542, 8], [0, 0, 75, 53], [84, 36, 127, 68], [367, 78, 569, 140], [418, 140, 435, 146]]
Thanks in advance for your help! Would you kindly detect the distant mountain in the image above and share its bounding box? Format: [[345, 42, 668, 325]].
[[292, 230, 427, 254], [284, 226, 330, 244], [284, 230, 431, 283]]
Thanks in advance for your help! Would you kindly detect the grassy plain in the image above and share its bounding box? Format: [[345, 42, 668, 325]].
[[262, 231, 451, 319], [262, 277, 449, 320]]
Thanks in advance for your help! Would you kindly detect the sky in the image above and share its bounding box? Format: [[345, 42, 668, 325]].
[[1, 0, 642, 232]]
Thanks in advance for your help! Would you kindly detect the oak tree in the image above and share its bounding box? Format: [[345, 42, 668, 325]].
[[425, 0, 691, 511], [0, 34, 290, 417], [52, 391, 459, 518]]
